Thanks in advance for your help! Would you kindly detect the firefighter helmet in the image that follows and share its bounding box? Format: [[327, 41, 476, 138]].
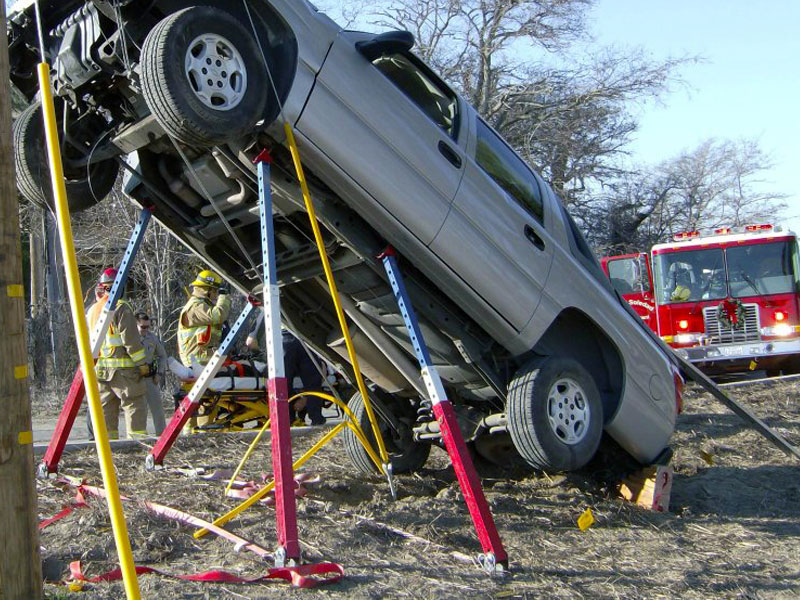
[[98, 268, 117, 286], [191, 269, 223, 288]]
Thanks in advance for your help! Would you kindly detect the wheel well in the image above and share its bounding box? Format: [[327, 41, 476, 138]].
[[530, 308, 624, 422]]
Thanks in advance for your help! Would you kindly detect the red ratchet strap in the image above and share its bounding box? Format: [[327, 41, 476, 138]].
[[39, 489, 87, 529], [68, 560, 344, 588], [48, 479, 344, 587]]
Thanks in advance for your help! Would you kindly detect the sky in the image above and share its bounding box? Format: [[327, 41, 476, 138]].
[[586, 0, 800, 234]]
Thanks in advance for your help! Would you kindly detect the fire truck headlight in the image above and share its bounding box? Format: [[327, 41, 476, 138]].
[[674, 333, 701, 345], [761, 324, 795, 337]]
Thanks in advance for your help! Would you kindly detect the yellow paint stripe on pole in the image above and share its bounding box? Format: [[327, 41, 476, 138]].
[[13, 365, 28, 379], [36, 62, 141, 600], [283, 122, 390, 469], [6, 284, 24, 297]]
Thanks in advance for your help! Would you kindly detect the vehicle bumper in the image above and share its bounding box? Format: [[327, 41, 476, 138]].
[[675, 338, 800, 370]]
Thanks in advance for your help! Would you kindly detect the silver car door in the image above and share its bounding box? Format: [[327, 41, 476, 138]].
[[295, 32, 465, 245], [430, 115, 555, 332]]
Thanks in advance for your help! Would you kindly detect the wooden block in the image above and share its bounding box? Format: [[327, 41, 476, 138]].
[[619, 464, 673, 512]]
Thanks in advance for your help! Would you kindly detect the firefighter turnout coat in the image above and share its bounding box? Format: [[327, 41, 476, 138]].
[[178, 288, 232, 366], [87, 295, 148, 376]]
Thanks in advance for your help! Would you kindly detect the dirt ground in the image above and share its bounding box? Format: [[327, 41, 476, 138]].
[[35, 378, 800, 599]]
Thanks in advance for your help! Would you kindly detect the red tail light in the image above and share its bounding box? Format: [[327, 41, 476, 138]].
[[672, 367, 684, 414]]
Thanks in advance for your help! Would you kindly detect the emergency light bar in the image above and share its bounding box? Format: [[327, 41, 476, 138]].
[[673, 224, 780, 242], [672, 231, 700, 241]]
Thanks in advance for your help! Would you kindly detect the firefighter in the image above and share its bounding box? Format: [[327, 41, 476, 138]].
[[178, 270, 231, 430], [135, 312, 168, 435], [670, 268, 693, 302], [178, 269, 232, 367], [87, 268, 150, 439]]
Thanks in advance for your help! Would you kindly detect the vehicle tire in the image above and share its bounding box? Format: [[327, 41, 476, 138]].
[[13, 101, 118, 211], [140, 6, 268, 147], [507, 355, 604, 472], [342, 391, 430, 475]]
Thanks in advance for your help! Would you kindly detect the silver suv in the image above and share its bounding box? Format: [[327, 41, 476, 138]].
[[8, 0, 680, 473]]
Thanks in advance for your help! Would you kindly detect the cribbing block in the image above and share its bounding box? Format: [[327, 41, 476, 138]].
[[619, 464, 673, 512]]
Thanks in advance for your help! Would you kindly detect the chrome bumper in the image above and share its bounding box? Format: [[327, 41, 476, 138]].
[[676, 337, 800, 363]]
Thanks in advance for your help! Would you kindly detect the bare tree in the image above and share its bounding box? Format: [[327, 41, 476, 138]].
[[369, 0, 692, 206], [598, 138, 787, 254]]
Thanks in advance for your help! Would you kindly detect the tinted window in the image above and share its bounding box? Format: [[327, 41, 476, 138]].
[[372, 54, 458, 138], [475, 119, 543, 222]]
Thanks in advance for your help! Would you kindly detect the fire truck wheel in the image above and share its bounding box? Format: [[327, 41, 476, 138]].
[[507, 355, 603, 473], [13, 101, 118, 211], [343, 391, 430, 475], [140, 6, 269, 147]]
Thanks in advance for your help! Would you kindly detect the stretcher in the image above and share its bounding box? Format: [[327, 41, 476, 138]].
[[169, 356, 271, 432]]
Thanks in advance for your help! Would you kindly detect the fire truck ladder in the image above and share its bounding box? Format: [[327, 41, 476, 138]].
[[37, 208, 153, 478]]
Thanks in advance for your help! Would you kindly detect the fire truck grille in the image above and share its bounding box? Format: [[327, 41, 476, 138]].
[[703, 303, 760, 343]]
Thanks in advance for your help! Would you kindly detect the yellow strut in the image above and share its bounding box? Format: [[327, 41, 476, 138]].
[[283, 122, 390, 470], [195, 421, 348, 538], [224, 417, 271, 497], [203, 391, 382, 539], [36, 63, 141, 599]]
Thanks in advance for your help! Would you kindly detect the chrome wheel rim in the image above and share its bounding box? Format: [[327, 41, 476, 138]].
[[184, 33, 247, 111], [546, 377, 590, 445]]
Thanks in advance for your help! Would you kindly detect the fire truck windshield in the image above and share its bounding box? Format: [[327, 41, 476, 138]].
[[727, 240, 796, 297], [654, 248, 725, 304], [654, 240, 799, 304]]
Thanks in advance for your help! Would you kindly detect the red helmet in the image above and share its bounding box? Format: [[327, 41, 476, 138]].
[[99, 268, 117, 286]]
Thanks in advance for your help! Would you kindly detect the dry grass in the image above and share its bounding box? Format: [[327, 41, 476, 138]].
[[37, 379, 800, 599]]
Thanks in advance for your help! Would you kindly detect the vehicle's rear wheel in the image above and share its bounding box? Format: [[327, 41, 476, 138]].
[[140, 6, 268, 147], [342, 392, 430, 475], [507, 355, 603, 472], [13, 101, 118, 211]]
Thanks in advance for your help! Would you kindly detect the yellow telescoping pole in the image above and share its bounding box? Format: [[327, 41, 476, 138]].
[[283, 123, 390, 469], [35, 62, 141, 599]]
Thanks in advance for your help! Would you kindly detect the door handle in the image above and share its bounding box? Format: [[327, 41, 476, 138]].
[[524, 224, 545, 251], [438, 141, 462, 168]]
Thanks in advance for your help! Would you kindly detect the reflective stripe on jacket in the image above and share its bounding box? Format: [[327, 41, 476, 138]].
[[88, 297, 147, 371], [178, 292, 231, 366]]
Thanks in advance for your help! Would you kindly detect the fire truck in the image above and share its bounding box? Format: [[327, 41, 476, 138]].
[[601, 225, 800, 375]]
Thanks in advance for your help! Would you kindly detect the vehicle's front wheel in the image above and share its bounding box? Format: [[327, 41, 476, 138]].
[[507, 356, 603, 472], [13, 101, 118, 211], [140, 6, 269, 147], [342, 392, 430, 475]]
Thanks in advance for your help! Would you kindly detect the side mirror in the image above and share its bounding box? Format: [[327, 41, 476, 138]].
[[355, 30, 414, 61]]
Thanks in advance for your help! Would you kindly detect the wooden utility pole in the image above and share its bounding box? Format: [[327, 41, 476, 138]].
[[0, 2, 44, 597]]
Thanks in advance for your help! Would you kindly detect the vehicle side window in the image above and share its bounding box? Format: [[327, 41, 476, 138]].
[[372, 53, 458, 138], [607, 257, 650, 294], [475, 118, 543, 223]]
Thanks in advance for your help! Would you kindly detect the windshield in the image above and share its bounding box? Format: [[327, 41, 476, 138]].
[[654, 240, 799, 303], [653, 248, 726, 304], [727, 240, 797, 297]]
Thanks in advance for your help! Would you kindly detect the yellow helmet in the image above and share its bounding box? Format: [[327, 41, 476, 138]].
[[191, 269, 222, 288]]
